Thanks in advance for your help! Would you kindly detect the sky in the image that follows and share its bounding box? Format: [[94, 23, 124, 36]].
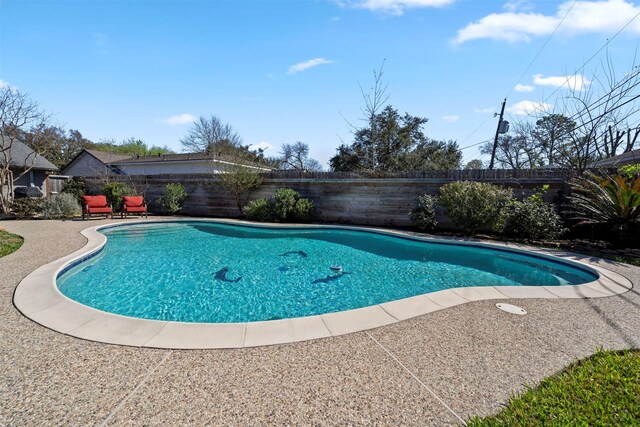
[[2, 0, 640, 168]]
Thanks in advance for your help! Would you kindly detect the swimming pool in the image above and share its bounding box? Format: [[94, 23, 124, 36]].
[[56, 221, 598, 323]]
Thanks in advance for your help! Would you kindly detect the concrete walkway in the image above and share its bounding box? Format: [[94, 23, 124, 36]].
[[1, 219, 639, 426]]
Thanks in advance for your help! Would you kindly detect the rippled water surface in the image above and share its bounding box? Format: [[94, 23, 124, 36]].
[[57, 222, 597, 322]]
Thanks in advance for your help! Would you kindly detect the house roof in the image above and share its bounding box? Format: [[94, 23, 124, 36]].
[[62, 148, 273, 172], [111, 152, 273, 170], [84, 149, 133, 163], [0, 137, 58, 171], [592, 148, 640, 168]]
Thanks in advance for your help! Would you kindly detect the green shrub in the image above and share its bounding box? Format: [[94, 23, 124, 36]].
[[158, 183, 187, 215], [409, 194, 438, 231], [439, 181, 512, 234], [42, 193, 82, 219], [271, 188, 299, 221], [504, 187, 566, 241], [10, 198, 44, 219], [619, 163, 640, 179], [290, 197, 315, 223], [60, 177, 86, 204], [244, 188, 314, 223], [244, 198, 273, 222], [103, 182, 136, 211]]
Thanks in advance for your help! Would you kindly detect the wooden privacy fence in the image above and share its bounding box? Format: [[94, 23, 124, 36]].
[[87, 169, 575, 227]]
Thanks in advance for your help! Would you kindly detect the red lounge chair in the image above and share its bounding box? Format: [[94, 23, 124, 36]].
[[121, 196, 147, 218], [81, 195, 113, 220]]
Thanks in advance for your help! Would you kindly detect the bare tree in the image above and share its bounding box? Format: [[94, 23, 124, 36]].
[[480, 122, 543, 169], [340, 60, 390, 171], [0, 87, 49, 213], [553, 55, 640, 170], [180, 115, 243, 154], [279, 141, 323, 172]]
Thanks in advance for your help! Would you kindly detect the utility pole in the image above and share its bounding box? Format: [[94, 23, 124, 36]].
[[489, 99, 507, 170]]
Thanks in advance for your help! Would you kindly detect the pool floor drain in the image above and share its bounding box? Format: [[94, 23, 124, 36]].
[[496, 303, 527, 315]]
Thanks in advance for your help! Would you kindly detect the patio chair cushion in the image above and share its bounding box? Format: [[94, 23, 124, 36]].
[[122, 196, 144, 207], [86, 206, 112, 214], [82, 195, 109, 208]]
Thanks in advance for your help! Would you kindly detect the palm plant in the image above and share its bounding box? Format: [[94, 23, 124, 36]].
[[569, 172, 640, 243]]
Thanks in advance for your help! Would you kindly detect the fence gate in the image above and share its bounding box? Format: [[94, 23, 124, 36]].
[[45, 175, 70, 198]]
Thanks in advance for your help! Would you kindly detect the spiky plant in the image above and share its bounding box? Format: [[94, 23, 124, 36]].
[[568, 172, 640, 242]]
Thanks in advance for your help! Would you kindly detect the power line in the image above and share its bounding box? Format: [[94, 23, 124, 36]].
[[459, 138, 492, 151], [564, 75, 640, 125], [504, 0, 578, 100], [459, 1, 577, 148], [459, 113, 494, 145], [529, 8, 640, 117], [496, 8, 640, 122], [460, 4, 640, 160], [531, 68, 640, 127], [570, 92, 640, 135]]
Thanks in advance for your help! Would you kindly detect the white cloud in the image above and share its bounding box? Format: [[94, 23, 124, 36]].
[[337, 0, 455, 15], [249, 141, 273, 152], [0, 80, 10, 89], [160, 113, 196, 126], [287, 58, 335, 75], [533, 74, 590, 91], [515, 83, 535, 92], [474, 107, 494, 113], [442, 114, 460, 122], [454, 0, 640, 44], [507, 100, 553, 116], [503, 0, 533, 12]]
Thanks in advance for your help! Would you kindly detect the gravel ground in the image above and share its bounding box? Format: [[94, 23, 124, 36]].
[[1, 218, 638, 426]]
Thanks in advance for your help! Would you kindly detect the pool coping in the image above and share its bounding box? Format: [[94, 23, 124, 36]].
[[13, 218, 634, 349]]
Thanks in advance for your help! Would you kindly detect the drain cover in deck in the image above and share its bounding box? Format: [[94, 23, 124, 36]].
[[496, 303, 527, 315]]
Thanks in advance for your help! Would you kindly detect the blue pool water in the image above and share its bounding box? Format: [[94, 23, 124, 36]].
[[57, 221, 598, 323]]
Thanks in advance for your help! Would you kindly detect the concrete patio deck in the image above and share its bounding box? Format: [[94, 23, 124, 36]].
[[1, 219, 639, 425]]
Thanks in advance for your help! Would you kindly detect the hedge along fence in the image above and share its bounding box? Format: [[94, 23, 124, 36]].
[[86, 169, 575, 228]]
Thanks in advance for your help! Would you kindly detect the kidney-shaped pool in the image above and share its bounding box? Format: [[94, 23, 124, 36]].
[[55, 221, 599, 323]]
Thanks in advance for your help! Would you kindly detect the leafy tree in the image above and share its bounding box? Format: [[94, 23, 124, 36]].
[[331, 106, 460, 171], [409, 138, 462, 170], [279, 141, 323, 171], [21, 127, 95, 167], [91, 137, 174, 157], [464, 159, 484, 170], [531, 114, 576, 166]]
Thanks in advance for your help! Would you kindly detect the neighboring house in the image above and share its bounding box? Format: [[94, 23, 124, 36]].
[[1, 138, 58, 197], [61, 149, 272, 177], [591, 148, 640, 168], [61, 149, 131, 177]]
